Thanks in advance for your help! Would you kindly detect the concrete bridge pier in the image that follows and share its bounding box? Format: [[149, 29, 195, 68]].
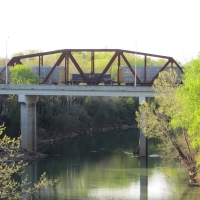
[[18, 95, 38, 151], [139, 96, 148, 157]]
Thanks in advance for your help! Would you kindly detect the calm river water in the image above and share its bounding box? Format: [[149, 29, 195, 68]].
[[25, 129, 200, 200]]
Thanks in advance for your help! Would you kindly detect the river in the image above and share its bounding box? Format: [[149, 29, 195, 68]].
[[24, 129, 200, 200]]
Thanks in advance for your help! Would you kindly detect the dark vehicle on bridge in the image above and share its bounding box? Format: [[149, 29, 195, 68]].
[[70, 73, 113, 85], [31, 67, 114, 85]]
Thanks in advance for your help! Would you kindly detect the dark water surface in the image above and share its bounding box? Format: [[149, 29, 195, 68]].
[[25, 129, 200, 200]]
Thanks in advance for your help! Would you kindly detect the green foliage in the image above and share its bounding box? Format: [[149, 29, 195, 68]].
[[136, 69, 197, 169], [175, 58, 200, 148], [37, 96, 89, 135], [115, 97, 139, 125], [6, 64, 41, 135], [10, 64, 41, 84], [43, 53, 62, 66], [5, 95, 20, 137], [83, 96, 117, 126], [136, 69, 183, 139], [83, 96, 138, 127], [36, 96, 138, 136], [0, 124, 59, 199]]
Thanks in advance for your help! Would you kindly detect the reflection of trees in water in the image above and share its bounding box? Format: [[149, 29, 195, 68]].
[[27, 130, 200, 200]]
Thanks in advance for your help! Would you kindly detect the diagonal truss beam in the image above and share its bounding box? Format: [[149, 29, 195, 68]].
[[66, 51, 89, 84], [120, 52, 141, 84], [0, 58, 22, 76], [95, 52, 118, 85], [3, 49, 183, 86], [43, 52, 66, 83], [172, 58, 183, 72], [149, 59, 172, 85]]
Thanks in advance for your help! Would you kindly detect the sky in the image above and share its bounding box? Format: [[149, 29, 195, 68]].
[[0, 0, 200, 64]]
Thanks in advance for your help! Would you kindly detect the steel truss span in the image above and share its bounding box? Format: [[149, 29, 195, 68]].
[[2, 49, 183, 86]]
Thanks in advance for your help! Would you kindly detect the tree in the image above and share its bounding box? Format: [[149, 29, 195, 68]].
[[174, 58, 200, 149], [0, 124, 58, 199], [136, 68, 200, 185], [5, 64, 40, 136], [0, 64, 59, 198], [10, 64, 41, 84]]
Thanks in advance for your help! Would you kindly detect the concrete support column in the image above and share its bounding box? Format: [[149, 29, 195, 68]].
[[139, 96, 148, 157], [18, 95, 38, 151]]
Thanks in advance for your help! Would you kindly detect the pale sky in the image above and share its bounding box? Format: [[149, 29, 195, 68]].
[[0, 0, 200, 64]]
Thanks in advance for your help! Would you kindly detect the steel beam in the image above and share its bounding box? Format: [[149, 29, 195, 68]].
[[66, 51, 88, 84], [42, 52, 66, 83], [149, 59, 171, 85], [117, 51, 121, 85], [144, 55, 147, 85], [96, 52, 118, 85], [3, 49, 183, 86], [120, 52, 141, 84]]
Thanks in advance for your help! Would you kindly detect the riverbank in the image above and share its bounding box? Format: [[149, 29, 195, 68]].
[[1, 124, 137, 163], [37, 124, 136, 146], [0, 147, 49, 163]]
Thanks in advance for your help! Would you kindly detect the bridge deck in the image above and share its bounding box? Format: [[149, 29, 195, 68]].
[[0, 85, 153, 97]]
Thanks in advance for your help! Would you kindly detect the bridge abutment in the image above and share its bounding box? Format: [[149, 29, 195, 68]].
[[18, 95, 38, 151], [139, 96, 148, 157]]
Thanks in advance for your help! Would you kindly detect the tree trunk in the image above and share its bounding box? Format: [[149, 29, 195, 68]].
[[165, 131, 200, 186]]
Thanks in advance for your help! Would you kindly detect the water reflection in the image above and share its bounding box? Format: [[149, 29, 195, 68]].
[[140, 157, 148, 200], [22, 129, 200, 200], [88, 182, 140, 200]]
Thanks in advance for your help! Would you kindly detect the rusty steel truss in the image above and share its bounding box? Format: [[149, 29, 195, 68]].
[[3, 49, 182, 86]]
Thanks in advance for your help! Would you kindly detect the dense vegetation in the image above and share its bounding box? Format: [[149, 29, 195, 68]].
[[1, 94, 139, 138], [0, 123, 59, 199], [136, 57, 200, 185]]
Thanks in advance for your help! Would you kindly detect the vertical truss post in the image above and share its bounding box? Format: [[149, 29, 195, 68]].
[[39, 55, 43, 77], [91, 51, 94, 82], [117, 51, 121, 85], [65, 55, 69, 85], [144, 55, 147, 85]]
